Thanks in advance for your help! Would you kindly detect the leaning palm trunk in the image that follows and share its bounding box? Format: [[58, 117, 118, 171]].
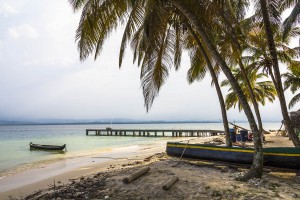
[[187, 24, 232, 147], [259, 0, 300, 147], [219, 1, 264, 133], [171, 0, 263, 179], [238, 60, 264, 132]]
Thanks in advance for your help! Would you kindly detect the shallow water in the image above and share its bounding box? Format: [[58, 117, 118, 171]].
[[0, 122, 281, 175]]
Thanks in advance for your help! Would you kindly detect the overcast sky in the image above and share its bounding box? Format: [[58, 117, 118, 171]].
[[0, 0, 296, 122]]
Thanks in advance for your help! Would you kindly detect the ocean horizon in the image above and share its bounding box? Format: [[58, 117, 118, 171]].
[[0, 119, 282, 125]]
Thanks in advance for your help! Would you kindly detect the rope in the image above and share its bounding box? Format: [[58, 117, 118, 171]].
[[176, 137, 200, 164], [178, 140, 190, 163]]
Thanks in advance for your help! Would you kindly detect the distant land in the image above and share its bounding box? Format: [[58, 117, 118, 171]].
[[0, 118, 279, 125], [0, 119, 221, 125]]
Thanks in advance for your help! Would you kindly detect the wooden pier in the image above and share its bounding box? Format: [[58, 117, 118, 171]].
[[86, 129, 225, 137]]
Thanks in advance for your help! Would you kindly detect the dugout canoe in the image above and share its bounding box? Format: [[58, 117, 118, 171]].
[[29, 142, 66, 151], [166, 142, 300, 169]]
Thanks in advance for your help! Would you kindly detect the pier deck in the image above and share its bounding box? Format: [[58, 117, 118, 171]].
[[86, 129, 225, 137]]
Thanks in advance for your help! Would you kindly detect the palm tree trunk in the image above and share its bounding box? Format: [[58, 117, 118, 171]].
[[259, 0, 300, 147], [171, 0, 263, 179], [219, 1, 264, 133], [238, 60, 264, 132], [187, 23, 232, 147]]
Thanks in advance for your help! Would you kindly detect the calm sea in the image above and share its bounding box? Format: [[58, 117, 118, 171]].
[[0, 122, 281, 176]]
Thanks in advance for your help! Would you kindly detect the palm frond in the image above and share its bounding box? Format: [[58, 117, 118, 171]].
[[75, 0, 130, 61], [282, 2, 300, 40], [187, 48, 207, 83], [225, 92, 240, 111], [280, 0, 299, 11], [69, 0, 88, 11], [254, 0, 281, 32], [140, 31, 171, 111], [289, 93, 300, 109], [173, 20, 183, 70], [283, 72, 300, 93], [119, 2, 145, 67]]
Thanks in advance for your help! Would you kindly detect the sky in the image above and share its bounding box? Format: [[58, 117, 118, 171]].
[[0, 0, 297, 122]]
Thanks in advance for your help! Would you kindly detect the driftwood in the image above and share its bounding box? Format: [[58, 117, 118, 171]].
[[162, 176, 179, 190], [123, 166, 150, 184]]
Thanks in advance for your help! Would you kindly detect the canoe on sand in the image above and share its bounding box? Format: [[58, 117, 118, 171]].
[[166, 142, 300, 169]]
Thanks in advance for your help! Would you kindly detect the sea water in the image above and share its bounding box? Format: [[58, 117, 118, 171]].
[[0, 122, 281, 176]]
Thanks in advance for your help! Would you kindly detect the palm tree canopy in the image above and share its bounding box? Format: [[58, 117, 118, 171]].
[[221, 68, 277, 111], [243, 23, 300, 77]]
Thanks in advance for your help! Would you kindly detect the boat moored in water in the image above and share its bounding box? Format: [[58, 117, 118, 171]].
[[29, 142, 66, 151], [166, 142, 300, 169]]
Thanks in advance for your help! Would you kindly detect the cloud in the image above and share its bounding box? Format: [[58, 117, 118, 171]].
[[8, 24, 39, 39], [22, 57, 76, 68], [0, 3, 18, 17], [0, 40, 2, 61]]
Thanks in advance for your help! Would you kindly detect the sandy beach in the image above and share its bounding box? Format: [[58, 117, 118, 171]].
[[1, 133, 300, 200], [0, 137, 191, 199]]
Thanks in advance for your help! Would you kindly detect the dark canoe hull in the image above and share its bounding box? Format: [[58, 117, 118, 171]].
[[166, 142, 300, 169], [30, 142, 66, 151]]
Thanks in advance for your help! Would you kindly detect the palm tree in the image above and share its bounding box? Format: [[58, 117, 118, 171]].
[[244, 23, 300, 87], [215, 2, 265, 133], [185, 23, 232, 147], [168, 0, 263, 179], [70, 0, 263, 180], [243, 3, 300, 146], [221, 68, 276, 111], [283, 67, 300, 109], [147, 0, 263, 179], [258, 0, 300, 147]]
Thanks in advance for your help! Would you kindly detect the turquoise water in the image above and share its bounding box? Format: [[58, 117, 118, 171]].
[[0, 122, 281, 175]]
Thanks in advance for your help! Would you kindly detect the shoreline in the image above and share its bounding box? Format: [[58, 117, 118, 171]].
[[0, 137, 192, 199], [0, 137, 175, 178]]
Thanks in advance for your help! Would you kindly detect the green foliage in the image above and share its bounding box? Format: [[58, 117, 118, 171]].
[[283, 67, 300, 109], [221, 68, 276, 111], [281, 1, 300, 39]]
